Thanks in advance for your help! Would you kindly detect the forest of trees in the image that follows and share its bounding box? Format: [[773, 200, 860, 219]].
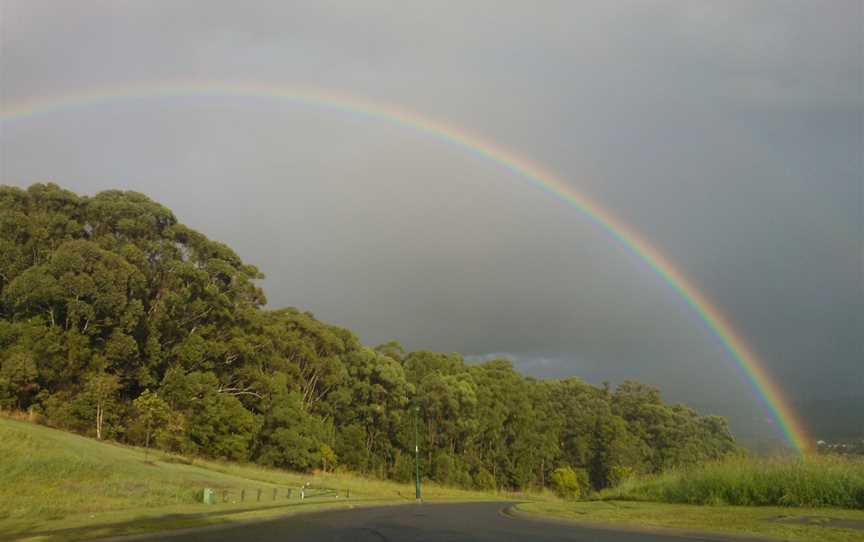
[[0, 183, 738, 491]]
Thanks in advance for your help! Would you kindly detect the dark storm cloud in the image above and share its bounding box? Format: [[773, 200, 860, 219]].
[[2, 1, 861, 441]]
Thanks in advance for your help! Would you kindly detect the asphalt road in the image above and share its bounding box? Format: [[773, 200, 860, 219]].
[[158, 501, 743, 542]]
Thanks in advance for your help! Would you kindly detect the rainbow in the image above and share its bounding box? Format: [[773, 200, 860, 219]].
[[0, 81, 811, 453]]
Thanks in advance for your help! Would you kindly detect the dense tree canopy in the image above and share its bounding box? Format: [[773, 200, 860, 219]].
[[0, 183, 738, 491]]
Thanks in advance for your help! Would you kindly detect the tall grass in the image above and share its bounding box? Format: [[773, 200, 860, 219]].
[[602, 455, 864, 509]]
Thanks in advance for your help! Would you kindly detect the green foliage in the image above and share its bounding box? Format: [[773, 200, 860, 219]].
[[473, 468, 496, 491], [551, 466, 589, 500], [603, 455, 864, 509], [132, 389, 169, 451], [257, 391, 324, 470], [84, 372, 121, 440], [0, 183, 742, 493], [320, 443, 337, 472], [0, 351, 38, 409], [154, 409, 190, 454], [390, 452, 415, 483], [608, 465, 636, 487], [432, 452, 472, 488], [336, 424, 368, 472]]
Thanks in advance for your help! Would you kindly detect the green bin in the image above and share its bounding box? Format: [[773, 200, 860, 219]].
[[202, 488, 216, 504]]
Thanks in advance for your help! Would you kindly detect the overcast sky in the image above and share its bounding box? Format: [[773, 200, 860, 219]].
[[1, 1, 861, 444]]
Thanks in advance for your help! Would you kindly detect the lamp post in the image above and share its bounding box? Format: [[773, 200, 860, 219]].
[[414, 405, 421, 501]]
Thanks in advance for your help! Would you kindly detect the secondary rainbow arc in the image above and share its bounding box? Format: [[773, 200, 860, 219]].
[[0, 81, 811, 454]]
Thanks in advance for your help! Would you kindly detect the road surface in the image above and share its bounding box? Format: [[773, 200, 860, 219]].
[[159, 501, 752, 541]]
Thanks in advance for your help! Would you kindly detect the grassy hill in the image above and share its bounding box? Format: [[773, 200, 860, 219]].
[[5, 416, 864, 542], [0, 417, 495, 541]]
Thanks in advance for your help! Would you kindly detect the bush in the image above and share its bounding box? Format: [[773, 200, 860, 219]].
[[473, 468, 496, 491], [390, 452, 416, 483], [551, 466, 589, 500], [434, 453, 455, 484], [320, 443, 337, 472], [608, 465, 635, 487]]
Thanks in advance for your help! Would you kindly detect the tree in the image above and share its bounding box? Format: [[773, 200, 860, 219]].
[[336, 347, 412, 471], [0, 183, 742, 493], [155, 409, 190, 454], [374, 340, 405, 364], [550, 466, 583, 500], [320, 443, 337, 472], [0, 351, 39, 410], [164, 371, 258, 460], [591, 415, 650, 488], [256, 391, 326, 470], [85, 372, 120, 440], [133, 389, 169, 459], [336, 424, 368, 472]]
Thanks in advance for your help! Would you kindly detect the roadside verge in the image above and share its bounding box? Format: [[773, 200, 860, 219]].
[[505, 501, 864, 542], [6, 499, 410, 542]]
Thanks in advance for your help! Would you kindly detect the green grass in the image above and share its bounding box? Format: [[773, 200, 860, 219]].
[[9, 418, 861, 542], [0, 418, 496, 540], [516, 500, 864, 542], [601, 456, 864, 508], [516, 456, 864, 542]]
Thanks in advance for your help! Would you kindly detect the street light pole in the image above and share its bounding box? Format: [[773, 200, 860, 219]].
[[414, 405, 421, 501]]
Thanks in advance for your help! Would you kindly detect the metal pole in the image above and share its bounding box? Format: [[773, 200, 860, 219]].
[[414, 406, 421, 501]]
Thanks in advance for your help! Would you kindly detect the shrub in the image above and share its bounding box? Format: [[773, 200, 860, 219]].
[[390, 452, 416, 483], [320, 444, 337, 472], [608, 465, 635, 487], [473, 468, 496, 491], [551, 466, 588, 500]]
